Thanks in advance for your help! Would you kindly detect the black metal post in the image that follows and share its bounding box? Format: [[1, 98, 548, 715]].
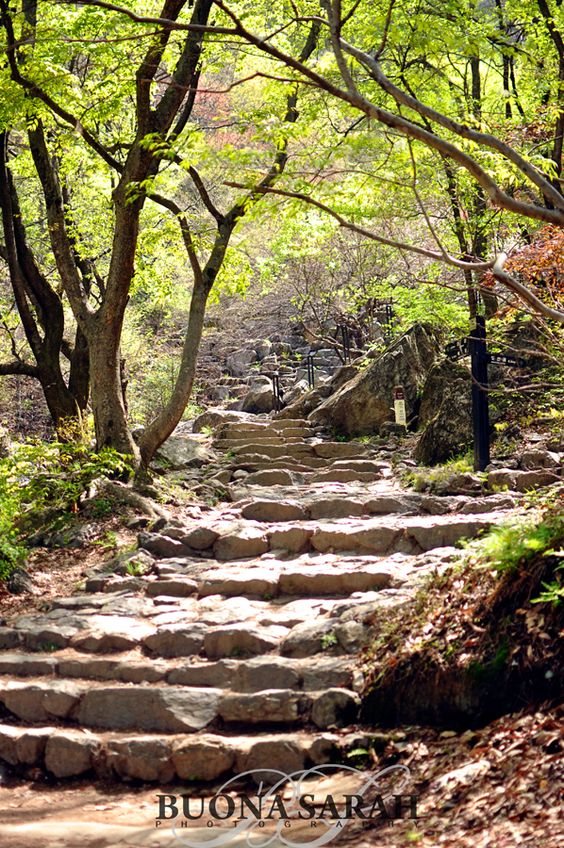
[[272, 373, 283, 412], [340, 324, 351, 362], [468, 315, 490, 472], [306, 353, 315, 388]]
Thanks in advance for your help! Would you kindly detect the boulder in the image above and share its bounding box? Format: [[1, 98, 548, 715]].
[[155, 436, 213, 469], [193, 409, 253, 434], [310, 324, 440, 435], [519, 449, 560, 470], [213, 526, 269, 560], [226, 347, 256, 376], [241, 383, 275, 414], [254, 339, 273, 360], [414, 359, 473, 465], [311, 689, 360, 729]]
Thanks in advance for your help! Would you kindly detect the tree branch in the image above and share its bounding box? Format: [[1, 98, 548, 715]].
[[0, 361, 39, 377]]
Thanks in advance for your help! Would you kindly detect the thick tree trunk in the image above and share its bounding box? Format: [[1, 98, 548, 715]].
[[89, 326, 139, 460]]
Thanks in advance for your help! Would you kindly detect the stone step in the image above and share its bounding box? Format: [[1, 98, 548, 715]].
[[230, 454, 327, 470], [0, 651, 358, 692], [231, 443, 315, 459], [0, 723, 348, 781], [167, 511, 505, 561], [0, 678, 359, 733], [218, 436, 310, 448]]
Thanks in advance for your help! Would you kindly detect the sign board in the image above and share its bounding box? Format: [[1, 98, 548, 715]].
[[445, 338, 469, 360], [393, 386, 407, 426]]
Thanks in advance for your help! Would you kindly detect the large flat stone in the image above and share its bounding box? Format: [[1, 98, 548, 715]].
[[105, 737, 175, 782], [269, 526, 313, 553], [173, 735, 235, 781], [241, 500, 309, 522], [278, 566, 394, 596], [0, 680, 83, 723], [313, 442, 369, 459], [311, 522, 401, 554], [70, 616, 156, 653], [143, 624, 206, 657], [0, 653, 57, 677], [76, 687, 221, 732], [145, 578, 198, 597], [243, 470, 295, 486], [213, 526, 269, 561], [309, 499, 367, 519], [197, 568, 279, 598], [203, 626, 287, 659], [219, 690, 309, 724]]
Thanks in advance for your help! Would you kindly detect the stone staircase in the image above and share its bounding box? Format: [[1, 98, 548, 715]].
[[0, 417, 518, 784]]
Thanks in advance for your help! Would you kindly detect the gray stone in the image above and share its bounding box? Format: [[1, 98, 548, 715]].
[[45, 733, 96, 777], [144, 624, 206, 657], [309, 498, 367, 519], [241, 739, 305, 782], [519, 449, 560, 470], [243, 470, 295, 487], [173, 736, 235, 781], [77, 687, 221, 732], [193, 409, 253, 434], [280, 620, 339, 658], [106, 737, 175, 782], [137, 532, 191, 559], [414, 360, 473, 465], [242, 384, 275, 414], [241, 500, 309, 522], [226, 348, 256, 377], [203, 626, 286, 659], [213, 527, 269, 561], [145, 578, 198, 597], [156, 436, 213, 469], [1, 680, 83, 722], [181, 526, 220, 550], [219, 690, 308, 723], [311, 689, 360, 729], [269, 526, 313, 553]]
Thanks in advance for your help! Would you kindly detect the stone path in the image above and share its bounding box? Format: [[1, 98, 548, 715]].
[[0, 418, 518, 785]]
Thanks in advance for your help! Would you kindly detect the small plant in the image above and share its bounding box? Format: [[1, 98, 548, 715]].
[[200, 425, 214, 437], [321, 631, 338, 650], [88, 497, 114, 517], [125, 559, 150, 577], [94, 530, 118, 552], [531, 564, 564, 607]]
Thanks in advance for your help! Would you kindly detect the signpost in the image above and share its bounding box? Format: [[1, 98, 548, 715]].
[[393, 386, 407, 427], [445, 316, 527, 472]]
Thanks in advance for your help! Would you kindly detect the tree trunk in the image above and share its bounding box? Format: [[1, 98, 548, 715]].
[[138, 277, 208, 467], [89, 326, 139, 460]]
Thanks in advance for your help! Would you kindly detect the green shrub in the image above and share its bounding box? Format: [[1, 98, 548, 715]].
[[470, 509, 564, 574], [0, 442, 132, 583]]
